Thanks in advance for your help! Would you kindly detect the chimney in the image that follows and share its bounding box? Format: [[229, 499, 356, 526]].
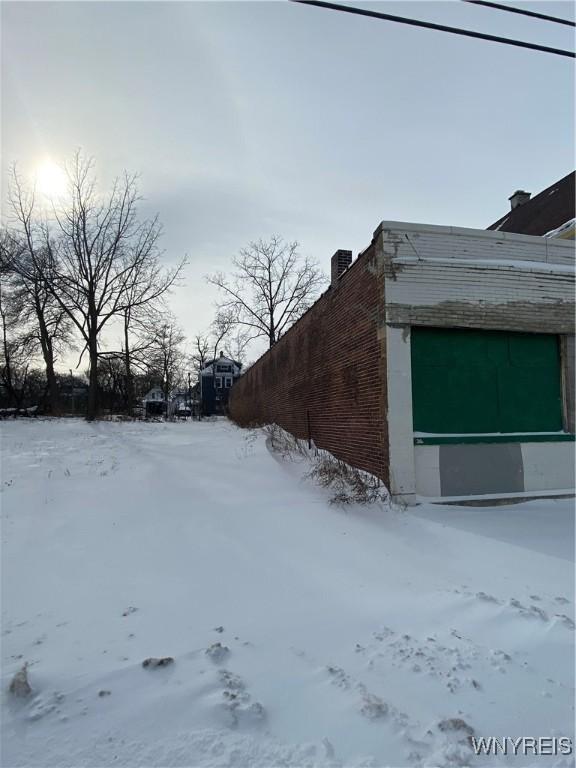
[[331, 249, 352, 288], [508, 189, 531, 210], [219, 351, 224, 357]]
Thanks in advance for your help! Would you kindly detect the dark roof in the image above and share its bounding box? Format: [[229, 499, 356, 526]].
[[487, 171, 575, 236], [202, 357, 242, 370]]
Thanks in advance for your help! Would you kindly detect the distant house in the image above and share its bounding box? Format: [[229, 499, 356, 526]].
[[487, 171, 575, 238], [199, 352, 242, 416], [168, 386, 198, 418], [142, 387, 166, 417]]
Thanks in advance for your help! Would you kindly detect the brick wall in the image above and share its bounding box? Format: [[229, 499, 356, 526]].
[[229, 244, 390, 486]]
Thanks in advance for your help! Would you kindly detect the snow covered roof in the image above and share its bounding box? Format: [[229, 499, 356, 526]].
[[201, 355, 242, 376], [544, 218, 575, 240], [202, 355, 241, 369], [142, 387, 165, 402]]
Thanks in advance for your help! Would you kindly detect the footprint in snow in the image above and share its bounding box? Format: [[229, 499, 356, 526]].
[[217, 669, 266, 729], [205, 642, 230, 663], [325, 666, 399, 725], [438, 717, 475, 737], [27, 691, 65, 722], [475, 591, 501, 604], [509, 599, 548, 622], [142, 657, 174, 669], [358, 688, 388, 720], [326, 665, 352, 690], [553, 614, 575, 630]]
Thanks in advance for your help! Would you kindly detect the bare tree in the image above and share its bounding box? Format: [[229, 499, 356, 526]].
[[143, 316, 187, 404], [210, 309, 236, 363], [119, 302, 167, 415], [8, 153, 185, 420], [97, 354, 127, 413], [191, 311, 236, 379], [0, 280, 36, 410], [207, 236, 326, 348], [223, 327, 251, 366], [0, 230, 72, 414], [191, 334, 210, 378]]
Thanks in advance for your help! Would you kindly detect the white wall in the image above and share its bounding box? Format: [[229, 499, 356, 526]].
[[384, 325, 416, 503], [377, 222, 575, 503], [521, 442, 575, 492]]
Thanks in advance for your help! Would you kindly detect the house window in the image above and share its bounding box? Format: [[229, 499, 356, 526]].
[[215, 377, 223, 389], [217, 364, 232, 373], [225, 377, 232, 388], [411, 327, 563, 434]]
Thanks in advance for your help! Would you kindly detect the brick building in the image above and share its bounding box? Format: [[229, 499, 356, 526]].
[[229, 217, 575, 504]]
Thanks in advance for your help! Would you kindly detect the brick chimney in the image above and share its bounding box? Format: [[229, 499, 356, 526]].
[[331, 249, 352, 288], [509, 189, 531, 210]]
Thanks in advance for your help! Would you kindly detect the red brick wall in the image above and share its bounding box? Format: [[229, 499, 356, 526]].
[[229, 244, 389, 486]]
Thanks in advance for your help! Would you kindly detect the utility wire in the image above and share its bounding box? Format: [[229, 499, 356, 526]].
[[461, 0, 575, 28], [290, 0, 576, 58]]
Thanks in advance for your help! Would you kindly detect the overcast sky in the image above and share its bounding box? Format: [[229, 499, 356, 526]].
[[2, 0, 574, 364]]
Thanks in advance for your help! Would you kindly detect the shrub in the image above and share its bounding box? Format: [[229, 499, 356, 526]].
[[306, 453, 389, 506], [263, 423, 389, 506]]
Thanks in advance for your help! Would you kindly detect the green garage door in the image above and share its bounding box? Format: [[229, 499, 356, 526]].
[[411, 327, 563, 434]]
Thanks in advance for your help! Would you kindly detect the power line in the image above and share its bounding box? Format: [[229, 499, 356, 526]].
[[461, 0, 575, 28], [290, 0, 576, 58]]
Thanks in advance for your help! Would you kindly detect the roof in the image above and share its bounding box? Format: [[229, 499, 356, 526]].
[[201, 356, 242, 370], [487, 171, 575, 236]]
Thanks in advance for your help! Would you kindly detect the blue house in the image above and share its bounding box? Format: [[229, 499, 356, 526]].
[[199, 353, 242, 416]]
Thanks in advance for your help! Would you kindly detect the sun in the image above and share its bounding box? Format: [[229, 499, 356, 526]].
[[36, 159, 67, 199]]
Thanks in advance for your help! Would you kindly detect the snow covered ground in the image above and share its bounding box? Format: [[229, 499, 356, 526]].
[[1, 418, 574, 768]]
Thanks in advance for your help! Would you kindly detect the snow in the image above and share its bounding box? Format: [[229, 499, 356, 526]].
[[544, 220, 576, 240], [1, 419, 574, 767]]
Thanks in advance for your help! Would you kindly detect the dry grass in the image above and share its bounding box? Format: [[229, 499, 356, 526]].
[[263, 423, 389, 506], [262, 423, 309, 460], [306, 454, 389, 506]]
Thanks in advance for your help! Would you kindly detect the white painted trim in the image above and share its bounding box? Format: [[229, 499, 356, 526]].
[[385, 325, 416, 501], [374, 220, 574, 250], [394, 256, 574, 275], [417, 489, 575, 504], [414, 431, 570, 439]]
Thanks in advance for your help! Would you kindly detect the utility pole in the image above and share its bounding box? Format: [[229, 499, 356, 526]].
[[187, 371, 192, 420]]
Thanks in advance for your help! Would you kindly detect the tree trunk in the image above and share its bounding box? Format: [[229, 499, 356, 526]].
[[1, 309, 14, 405], [87, 331, 99, 421], [269, 322, 275, 347], [123, 311, 133, 415], [44, 352, 59, 415], [34, 290, 60, 415]]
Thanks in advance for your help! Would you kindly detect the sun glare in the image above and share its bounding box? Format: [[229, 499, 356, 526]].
[[36, 159, 67, 199]]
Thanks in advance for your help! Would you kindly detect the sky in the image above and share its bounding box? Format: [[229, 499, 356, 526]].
[[1, 0, 574, 366]]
